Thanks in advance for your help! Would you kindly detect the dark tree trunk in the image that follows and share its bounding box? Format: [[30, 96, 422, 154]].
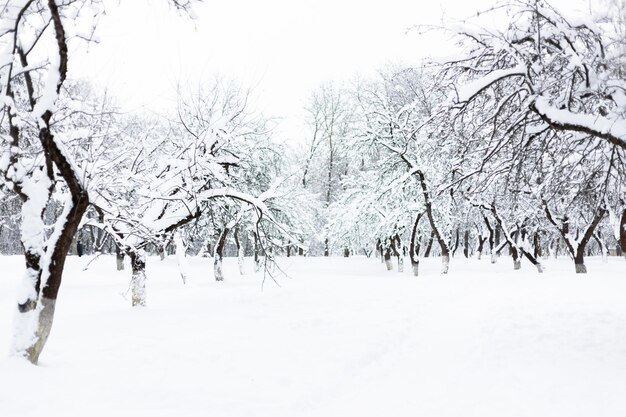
[[619, 209, 626, 255], [214, 227, 230, 281], [384, 245, 393, 271], [483, 216, 496, 263], [129, 249, 147, 307], [252, 231, 261, 272], [483, 207, 522, 270], [518, 230, 543, 272], [416, 171, 449, 273], [495, 225, 501, 247], [533, 233, 542, 259], [451, 228, 460, 257], [23, 123, 90, 364], [522, 249, 544, 272], [324, 238, 329, 257], [573, 210, 605, 273], [544, 203, 607, 273], [476, 235, 486, 260], [463, 230, 470, 258], [409, 213, 422, 276], [391, 234, 403, 272]]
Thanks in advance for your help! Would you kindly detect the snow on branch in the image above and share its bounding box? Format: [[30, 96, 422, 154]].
[[457, 64, 527, 102], [531, 97, 626, 150]]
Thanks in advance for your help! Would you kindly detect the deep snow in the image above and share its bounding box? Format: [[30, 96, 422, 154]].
[[1, 255, 625, 417]]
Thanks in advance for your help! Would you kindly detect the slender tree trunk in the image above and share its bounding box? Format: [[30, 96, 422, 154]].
[[495, 225, 502, 246], [409, 213, 422, 276], [129, 249, 147, 307], [476, 235, 486, 260], [463, 230, 470, 258], [593, 233, 608, 263], [451, 228, 460, 257], [94, 211, 105, 253], [384, 245, 393, 271], [116, 244, 125, 271], [533, 233, 542, 259], [483, 216, 496, 263], [416, 171, 449, 274], [521, 247, 544, 273], [174, 232, 188, 284], [391, 235, 403, 272], [234, 228, 245, 275], [324, 238, 330, 257], [252, 231, 261, 272], [214, 227, 230, 281], [512, 247, 522, 270], [619, 209, 626, 255]]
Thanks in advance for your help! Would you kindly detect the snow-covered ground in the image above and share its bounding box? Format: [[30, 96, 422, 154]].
[[1, 254, 625, 417]]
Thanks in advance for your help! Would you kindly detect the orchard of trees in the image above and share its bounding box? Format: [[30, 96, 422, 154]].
[[0, 0, 624, 364]]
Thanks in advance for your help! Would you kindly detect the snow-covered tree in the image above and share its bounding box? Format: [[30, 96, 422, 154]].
[[0, 0, 105, 364], [439, 0, 626, 151], [0, 0, 197, 363], [434, 0, 624, 272]]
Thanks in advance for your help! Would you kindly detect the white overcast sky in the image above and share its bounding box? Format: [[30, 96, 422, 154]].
[[69, 0, 593, 143]]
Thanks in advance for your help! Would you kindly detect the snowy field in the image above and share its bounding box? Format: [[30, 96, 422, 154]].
[[1, 255, 625, 417]]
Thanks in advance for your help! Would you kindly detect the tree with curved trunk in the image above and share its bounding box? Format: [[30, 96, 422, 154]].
[[0, 0, 99, 364]]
